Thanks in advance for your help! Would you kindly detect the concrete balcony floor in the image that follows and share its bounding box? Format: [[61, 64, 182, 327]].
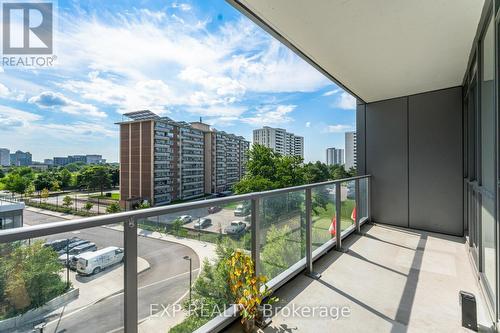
[[226, 224, 491, 333]]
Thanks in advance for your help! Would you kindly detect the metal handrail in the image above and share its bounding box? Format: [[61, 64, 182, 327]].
[[0, 174, 371, 333], [0, 175, 371, 243]]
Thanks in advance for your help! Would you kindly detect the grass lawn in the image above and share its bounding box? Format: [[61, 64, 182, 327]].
[[90, 193, 120, 200], [312, 200, 356, 231]]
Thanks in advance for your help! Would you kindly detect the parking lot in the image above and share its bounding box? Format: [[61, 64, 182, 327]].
[[151, 205, 250, 235], [22, 209, 200, 333]]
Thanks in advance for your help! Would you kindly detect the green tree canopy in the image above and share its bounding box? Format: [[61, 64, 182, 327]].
[[78, 165, 112, 195]]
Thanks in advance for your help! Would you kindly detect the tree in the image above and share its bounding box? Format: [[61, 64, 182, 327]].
[[233, 175, 275, 194], [0, 169, 5, 179], [51, 180, 61, 192], [303, 161, 330, 184], [3, 173, 32, 196], [40, 188, 50, 202], [58, 169, 72, 189], [79, 166, 112, 195], [110, 167, 119, 187], [62, 195, 72, 208], [34, 173, 55, 192], [83, 202, 94, 212], [329, 164, 350, 180], [260, 225, 301, 278], [1, 242, 66, 314], [106, 202, 121, 214]]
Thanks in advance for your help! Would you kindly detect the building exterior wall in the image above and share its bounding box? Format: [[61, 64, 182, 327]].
[[0, 148, 10, 166], [119, 115, 250, 207], [358, 87, 463, 235], [326, 147, 344, 165], [10, 150, 32, 166], [253, 126, 304, 158], [345, 131, 356, 170]]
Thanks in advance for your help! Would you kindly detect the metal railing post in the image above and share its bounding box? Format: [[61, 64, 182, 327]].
[[335, 183, 345, 252], [305, 188, 321, 279], [355, 179, 361, 234], [124, 217, 138, 333], [251, 198, 260, 276]]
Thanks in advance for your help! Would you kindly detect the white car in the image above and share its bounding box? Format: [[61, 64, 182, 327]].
[[77, 246, 124, 275], [178, 215, 192, 224]]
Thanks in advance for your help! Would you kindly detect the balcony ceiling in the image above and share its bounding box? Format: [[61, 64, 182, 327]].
[[230, 0, 485, 102]]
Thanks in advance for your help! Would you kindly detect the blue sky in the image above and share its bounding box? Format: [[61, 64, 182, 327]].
[[0, 0, 356, 163]]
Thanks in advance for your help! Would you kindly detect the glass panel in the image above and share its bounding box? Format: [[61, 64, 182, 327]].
[[481, 17, 495, 193], [0, 218, 124, 332], [259, 190, 305, 280], [311, 184, 336, 250], [481, 194, 496, 297], [359, 178, 369, 220], [340, 180, 356, 234], [137, 200, 252, 332], [479, 16, 495, 304]]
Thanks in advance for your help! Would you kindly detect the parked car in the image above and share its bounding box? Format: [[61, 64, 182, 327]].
[[194, 218, 212, 229], [77, 246, 124, 275], [234, 204, 250, 217], [57, 240, 90, 255], [178, 215, 192, 224], [224, 221, 247, 235], [208, 206, 222, 214], [59, 242, 97, 267], [44, 237, 81, 252]]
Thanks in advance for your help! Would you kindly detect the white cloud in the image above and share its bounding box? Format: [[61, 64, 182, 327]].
[[41, 122, 117, 138], [185, 105, 247, 118], [305, 122, 311, 128], [28, 91, 106, 118], [325, 124, 353, 133], [242, 104, 296, 126], [323, 88, 341, 96], [0, 106, 42, 128], [172, 3, 192, 11], [335, 92, 356, 110], [52, 10, 330, 117], [0, 83, 9, 97]]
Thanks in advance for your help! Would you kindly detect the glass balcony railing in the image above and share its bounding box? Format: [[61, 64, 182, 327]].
[[0, 175, 370, 333]]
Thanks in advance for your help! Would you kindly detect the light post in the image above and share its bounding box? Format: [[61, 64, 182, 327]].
[[183, 256, 192, 306], [65, 239, 70, 288]]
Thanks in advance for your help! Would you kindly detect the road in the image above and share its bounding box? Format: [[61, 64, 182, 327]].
[[21, 210, 201, 333]]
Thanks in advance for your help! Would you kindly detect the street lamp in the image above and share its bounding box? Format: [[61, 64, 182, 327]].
[[183, 256, 192, 306]]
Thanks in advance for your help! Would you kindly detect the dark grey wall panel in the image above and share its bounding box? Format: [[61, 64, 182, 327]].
[[408, 87, 463, 235], [356, 102, 366, 175], [366, 97, 408, 227]]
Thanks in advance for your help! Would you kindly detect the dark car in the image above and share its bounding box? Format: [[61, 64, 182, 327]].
[[57, 240, 90, 255], [44, 237, 82, 252], [194, 218, 212, 229], [208, 206, 222, 214], [224, 221, 246, 236]]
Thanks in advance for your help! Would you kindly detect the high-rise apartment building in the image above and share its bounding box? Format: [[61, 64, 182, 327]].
[[253, 126, 304, 158], [326, 147, 344, 166], [53, 155, 105, 166], [10, 150, 32, 166], [345, 131, 357, 170], [118, 111, 249, 208], [0, 148, 10, 166]]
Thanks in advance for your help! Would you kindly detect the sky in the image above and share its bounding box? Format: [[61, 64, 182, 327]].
[[0, 0, 356, 163]]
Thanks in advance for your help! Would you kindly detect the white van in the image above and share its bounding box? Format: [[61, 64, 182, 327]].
[[76, 246, 124, 275]]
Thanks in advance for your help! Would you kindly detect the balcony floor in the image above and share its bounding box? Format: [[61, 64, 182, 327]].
[[226, 223, 490, 332]]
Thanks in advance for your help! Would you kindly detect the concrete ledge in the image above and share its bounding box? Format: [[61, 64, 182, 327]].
[[0, 288, 79, 331]]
